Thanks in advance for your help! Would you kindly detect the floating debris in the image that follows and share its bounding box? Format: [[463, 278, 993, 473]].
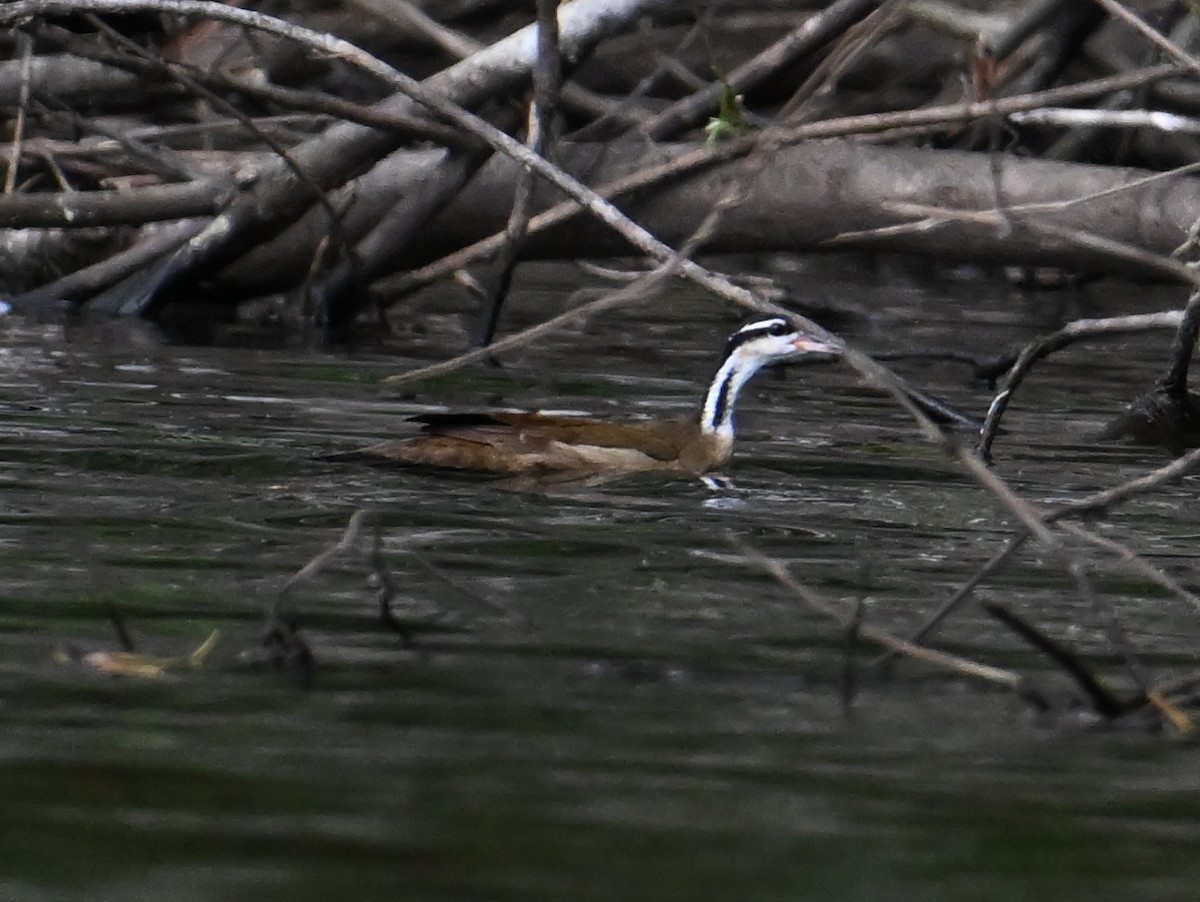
[[54, 629, 220, 679]]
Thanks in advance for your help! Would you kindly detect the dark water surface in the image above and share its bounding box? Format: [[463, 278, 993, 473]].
[[2, 268, 1199, 900]]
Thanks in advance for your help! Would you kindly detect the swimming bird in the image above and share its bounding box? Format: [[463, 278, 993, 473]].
[[322, 315, 844, 476]]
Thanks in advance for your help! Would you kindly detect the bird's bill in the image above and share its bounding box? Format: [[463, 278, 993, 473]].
[[790, 333, 845, 356]]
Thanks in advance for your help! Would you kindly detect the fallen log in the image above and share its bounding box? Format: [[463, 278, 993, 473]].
[[207, 138, 1200, 300]]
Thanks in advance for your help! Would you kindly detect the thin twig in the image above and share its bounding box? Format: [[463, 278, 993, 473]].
[[1045, 444, 1200, 522], [644, 0, 884, 139], [904, 531, 1032, 646], [476, 0, 561, 348], [1091, 0, 1200, 78], [263, 510, 364, 687], [4, 32, 32, 195], [1059, 521, 1200, 614]]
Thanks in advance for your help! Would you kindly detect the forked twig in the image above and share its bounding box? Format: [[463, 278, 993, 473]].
[[883, 437, 1200, 667]]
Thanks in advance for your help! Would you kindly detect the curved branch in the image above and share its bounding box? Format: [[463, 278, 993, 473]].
[[977, 312, 1185, 461]]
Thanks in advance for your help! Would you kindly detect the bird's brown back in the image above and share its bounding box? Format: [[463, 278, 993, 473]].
[[333, 412, 712, 474]]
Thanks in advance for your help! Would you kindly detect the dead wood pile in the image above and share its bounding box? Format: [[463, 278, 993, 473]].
[[0, 0, 1197, 336]]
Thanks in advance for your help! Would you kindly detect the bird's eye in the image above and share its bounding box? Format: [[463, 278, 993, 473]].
[[767, 320, 789, 336]]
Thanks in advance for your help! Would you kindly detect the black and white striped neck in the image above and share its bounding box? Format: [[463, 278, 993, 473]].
[[701, 349, 763, 437]]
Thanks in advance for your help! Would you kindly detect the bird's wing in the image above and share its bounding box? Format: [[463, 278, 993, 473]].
[[405, 412, 687, 464]]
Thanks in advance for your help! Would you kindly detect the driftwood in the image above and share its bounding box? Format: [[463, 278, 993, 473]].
[[0, 0, 678, 324], [2, 0, 1198, 324], [97, 136, 1191, 301]]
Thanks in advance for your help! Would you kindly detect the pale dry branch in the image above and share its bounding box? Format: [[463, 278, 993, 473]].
[[1058, 521, 1200, 614], [1009, 108, 1200, 133], [1092, 0, 1200, 78], [1046, 444, 1200, 522]]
